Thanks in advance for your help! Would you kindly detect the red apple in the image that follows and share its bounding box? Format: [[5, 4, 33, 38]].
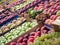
[[17, 37, 23, 43], [10, 42, 16, 45]]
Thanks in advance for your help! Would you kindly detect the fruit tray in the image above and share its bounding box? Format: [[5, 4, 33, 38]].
[[0, 0, 41, 26], [0, 17, 26, 36], [6, 0, 27, 8], [0, 9, 13, 20], [5, 25, 39, 45], [0, 21, 37, 45], [0, 0, 42, 36], [34, 0, 60, 30], [0, 12, 17, 26], [17, 0, 42, 14], [7, 0, 34, 10], [5, 23, 55, 45]]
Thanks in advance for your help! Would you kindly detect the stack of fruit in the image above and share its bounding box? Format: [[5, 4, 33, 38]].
[[28, 32, 60, 45], [45, 10, 60, 26], [34, 0, 60, 16], [9, 26, 54, 45], [0, 9, 13, 20], [6, 0, 27, 8], [0, 17, 25, 33], [10, 0, 34, 11], [0, 0, 60, 45], [0, 21, 37, 45], [0, 12, 17, 25]]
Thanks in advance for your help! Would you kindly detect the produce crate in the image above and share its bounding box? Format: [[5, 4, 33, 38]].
[[5, 25, 39, 45]]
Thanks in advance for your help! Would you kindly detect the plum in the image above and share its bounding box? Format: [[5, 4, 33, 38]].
[[30, 32, 35, 36], [36, 31, 41, 36], [24, 34, 29, 38], [27, 38, 34, 43], [22, 42, 27, 45], [17, 37, 23, 43], [23, 38, 27, 43], [10, 42, 16, 45]]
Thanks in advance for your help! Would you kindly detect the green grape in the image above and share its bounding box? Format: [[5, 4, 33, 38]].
[[31, 32, 60, 45]]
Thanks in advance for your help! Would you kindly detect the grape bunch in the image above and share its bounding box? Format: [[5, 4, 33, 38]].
[[28, 32, 60, 45]]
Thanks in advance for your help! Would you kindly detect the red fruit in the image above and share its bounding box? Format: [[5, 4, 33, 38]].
[[34, 7, 37, 10], [23, 38, 27, 42], [50, 2, 56, 6], [56, 6, 60, 10], [38, 4, 44, 6], [36, 31, 41, 36], [51, 9, 55, 13], [53, 4, 57, 9], [24, 34, 29, 38], [53, 15, 58, 20], [16, 43, 22, 45], [27, 38, 34, 43], [44, 1, 49, 4], [50, 15, 57, 20], [50, 15, 55, 20], [30, 32, 35, 36], [43, 9, 48, 14], [10, 42, 16, 45], [47, 9, 51, 15], [43, 30, 48, 34], [41, 26, 45, 30], [34, 33, 38, 38], [22, 42, 27, 45], [29, 36, 34, 39], [56, 0, 60, 2], [36, 27, 40, 31], [17, 37, 23, 43]]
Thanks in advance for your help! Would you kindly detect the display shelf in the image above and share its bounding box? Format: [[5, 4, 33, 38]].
[[0, 21, 38, 45], [0, 19, 26, 36], [0, 0, 42, 37], [7, 0, 34, 10], [0, 0, 60, 45], [0, 0, 41, 26], [6, 0, 27, 8], [0, 12, 17, 26], [5, 25, 39, 45], [17, 0, 42, 14]]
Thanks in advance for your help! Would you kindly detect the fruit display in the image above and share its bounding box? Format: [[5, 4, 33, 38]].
[[0, 21, 37, 45], [34, 0, 60, 16], [28, 32, 60, 45], [9, 25, 54, 45], [0, 12, 17, 25], [27, 8, 43, 18], [10, 0, 34, 11], [6, 0, 28, 8], [0, 0, 60, 45], [0, 9, 13, 20], [0, 17, 25, 33]]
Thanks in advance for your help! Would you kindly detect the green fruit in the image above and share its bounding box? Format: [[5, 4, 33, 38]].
[[56, 10, 60, 16]]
